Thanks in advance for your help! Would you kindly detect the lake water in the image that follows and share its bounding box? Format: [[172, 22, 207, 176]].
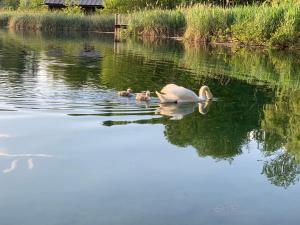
[[1, 29, 300, 225]]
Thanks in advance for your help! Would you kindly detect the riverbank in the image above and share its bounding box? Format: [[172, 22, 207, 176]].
[[0, 3, 299, 49]]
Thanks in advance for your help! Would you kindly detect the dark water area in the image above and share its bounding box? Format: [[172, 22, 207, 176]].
[[1, 29, 300, 225]]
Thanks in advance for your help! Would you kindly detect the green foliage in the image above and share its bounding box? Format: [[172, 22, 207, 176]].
[[104, 0, 183, 13], [184, 3, 300, 48], [63, 0, 83, 15], [232, 5, 286, 45], [19, 0, 44, 9], [63, 5, 83, 15], [103, 0, 267, 12], [270, 6, 300, 47]]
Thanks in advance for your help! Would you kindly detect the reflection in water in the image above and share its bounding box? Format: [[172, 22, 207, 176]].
[[3, 159, 19, 174], [0, 134, 10, 139], [262, 152, 300, 189], [155, 101, 212, 120], [80, 43, 101, 58], [3, 29, 300, 225], [0, 152, 53, 174], [103, 81, 267, 160], [1, 29, 300, 189]]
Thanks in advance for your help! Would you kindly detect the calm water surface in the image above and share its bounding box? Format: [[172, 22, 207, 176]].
[[1, 29, 300, 225]]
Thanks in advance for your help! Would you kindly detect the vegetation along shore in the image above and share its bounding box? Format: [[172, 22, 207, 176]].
[[0, 0, 299, 49]]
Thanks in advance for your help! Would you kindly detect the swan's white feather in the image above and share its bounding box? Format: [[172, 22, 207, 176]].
[[157, 84, 199, 103]]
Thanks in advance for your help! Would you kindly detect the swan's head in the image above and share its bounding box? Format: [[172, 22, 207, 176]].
[[127, 88, 132, 93], [199, 85, 213, 100]]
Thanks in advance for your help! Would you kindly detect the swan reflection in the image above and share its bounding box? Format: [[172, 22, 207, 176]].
[[156, 101, 211, 120], [0, 152, 53, 174]]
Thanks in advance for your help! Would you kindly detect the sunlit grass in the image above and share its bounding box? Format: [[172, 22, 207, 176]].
[[0, 10, 114, 32], [127, 9, 186, 37]]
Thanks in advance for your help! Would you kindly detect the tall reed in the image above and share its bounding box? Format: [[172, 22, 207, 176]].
[[127, 9, 186, 37], [1, 11, 115, 32]]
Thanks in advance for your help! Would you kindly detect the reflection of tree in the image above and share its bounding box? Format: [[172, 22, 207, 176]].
[[262, 152, 300, 189], [2, 28, 300, 187], [164, 105, 250, 159], [261, 90, 300, 160], [103, 81, 269, 160], [258, 89, 300, 188], [163, 81, 269, 160]]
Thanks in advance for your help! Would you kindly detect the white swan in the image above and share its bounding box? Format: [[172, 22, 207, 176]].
[[156, 84, 213, 103]]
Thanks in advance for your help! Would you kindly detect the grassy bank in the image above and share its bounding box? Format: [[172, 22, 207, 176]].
[[127, 3, 300, 49], [127, 10, 186, 37], [1, 2, 299, 48], [0, 11, 114, 32]]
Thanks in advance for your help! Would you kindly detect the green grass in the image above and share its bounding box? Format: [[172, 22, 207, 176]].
[[231, 5, 287, 45], [127, 9, 186, 37], [0, 10, 115, 32], [125, 3, 300, 48], [270, 6, 300, 48], [184, 5, 235, 42], [184, 3, 300, 48]]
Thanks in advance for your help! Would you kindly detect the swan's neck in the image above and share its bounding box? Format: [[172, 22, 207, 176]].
[[199, 86, 213, 100]]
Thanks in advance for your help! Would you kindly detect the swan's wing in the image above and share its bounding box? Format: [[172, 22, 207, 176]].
[[161, 84, 180, 94], [173, 87, 199, 102], [156, 91, 178, 103], [159, 84, 198, 102]]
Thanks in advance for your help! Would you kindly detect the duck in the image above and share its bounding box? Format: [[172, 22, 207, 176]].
[[156, 84, 213, 103], [118, 88, 133, 97], [136, 91, 151, 101]]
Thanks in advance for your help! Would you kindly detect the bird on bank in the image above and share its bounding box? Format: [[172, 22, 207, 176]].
[[156, 84, 213, 103], [136, 91, 151, 101], [118, 88, 133, 97]]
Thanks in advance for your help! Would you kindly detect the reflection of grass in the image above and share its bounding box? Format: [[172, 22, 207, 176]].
[[0, 29, 114, 55], [182, 45, 300, 91], [3, 28, 300, 92]]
